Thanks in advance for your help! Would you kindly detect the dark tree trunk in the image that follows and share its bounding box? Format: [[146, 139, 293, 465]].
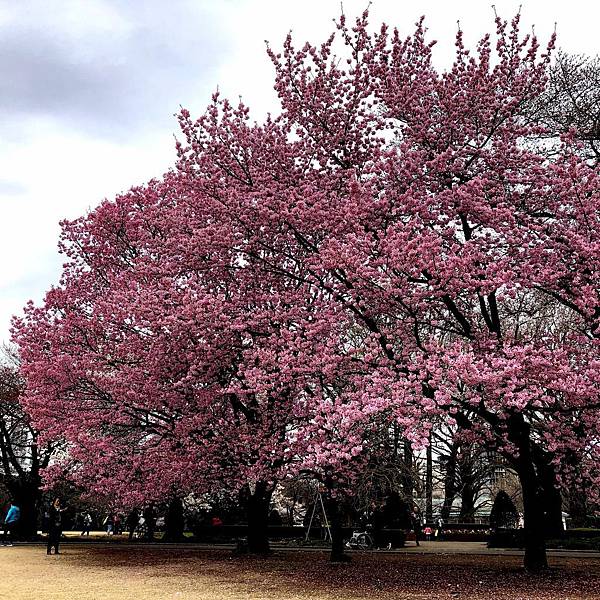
[[324, 494, 350, 562], [509, 417, 548, 571], [536, 459, 564, 538], [246, 481, 272, 554], [7, 481, 40, 540], [440, 444, 458, 521], [440, 494, 454, 521], [402, 440, 414, 499], [518, 467, 548, 571], [459, 483, 476, 521], [425, 440, 433, 523], [164, 496, 185, 542]]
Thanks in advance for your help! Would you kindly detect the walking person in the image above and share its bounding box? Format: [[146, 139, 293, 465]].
[[143, 504, 157, 542], [81, 512, 92, 536], [47, 498, 65, 555], [125, 508, 139, 541], [104, 514, 114, 535], [2, 500, 21, 546], [113, 514, 122, 535]]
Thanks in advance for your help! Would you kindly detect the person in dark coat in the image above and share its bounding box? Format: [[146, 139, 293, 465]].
[[143, 504, 157, 542], [126, 508, 139, 541], [370, 502, 386, 549], [411, 506, 422, 547], [47, 498, 65, 555]]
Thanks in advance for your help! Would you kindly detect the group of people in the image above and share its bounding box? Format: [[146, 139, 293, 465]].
[[4, 497, 443, 552], [80, 505, 158, 540], [3, 497, 65, 554], [103, 506, 158, 541], [3, 498, 160, 554]]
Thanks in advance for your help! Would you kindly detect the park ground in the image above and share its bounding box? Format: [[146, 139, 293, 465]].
[[1, 544, 600, 600]]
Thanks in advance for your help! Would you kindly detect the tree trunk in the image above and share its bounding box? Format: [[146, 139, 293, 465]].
[[164, 496, 185, 542], [402, 440, 414, 499], [7, 481, 40, 540], [440, 444, 458, 521], [459, 483, 476, 521], [536, 458, 564, 538], [324, 494, 350, 562], [509, 417, 548, 571], [440, 494, 454, 521], [518, 467, 548, 571], [568, 489, 588, 528], [425, 440, 433, 523], [246, 481, 272, 554]]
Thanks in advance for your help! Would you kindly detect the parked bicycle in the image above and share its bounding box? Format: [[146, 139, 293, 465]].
[[346, 530, 373, 550]]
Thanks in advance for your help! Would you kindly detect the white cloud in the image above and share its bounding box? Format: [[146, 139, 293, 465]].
[[2, 0, 600, 344]]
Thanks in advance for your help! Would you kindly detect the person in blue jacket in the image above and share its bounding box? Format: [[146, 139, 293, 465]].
[[2, 501, 21, 546]]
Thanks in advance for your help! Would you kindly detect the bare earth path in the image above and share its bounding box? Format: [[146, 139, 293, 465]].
[[1, 545, 599, 600]]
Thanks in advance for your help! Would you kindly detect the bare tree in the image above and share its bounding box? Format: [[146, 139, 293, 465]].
[[0, 347, 55, 538], [529, 52, 600, 163]]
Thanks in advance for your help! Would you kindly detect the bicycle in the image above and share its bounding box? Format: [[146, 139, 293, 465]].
[[346, 530, 373, 550]]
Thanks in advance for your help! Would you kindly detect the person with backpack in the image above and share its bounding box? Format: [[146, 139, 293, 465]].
[[2, 501, 21, 546]]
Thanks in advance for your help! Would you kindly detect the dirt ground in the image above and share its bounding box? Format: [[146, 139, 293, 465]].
[[1, 545, 599, 600]]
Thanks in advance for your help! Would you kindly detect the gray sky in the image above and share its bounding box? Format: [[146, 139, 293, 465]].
[[1, 0, 599, 345]]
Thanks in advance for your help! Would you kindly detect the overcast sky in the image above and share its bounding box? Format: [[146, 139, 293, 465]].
[[1, 0, 599, 345]]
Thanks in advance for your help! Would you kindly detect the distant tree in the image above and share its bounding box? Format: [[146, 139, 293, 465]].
[[0, 349, 55, 539], [530, 52, 600, 163], [490, 490, 519, 530]]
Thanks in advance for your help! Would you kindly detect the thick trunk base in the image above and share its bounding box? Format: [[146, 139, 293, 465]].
[[10, 486, 40, 541], [510, 416, 549, 572], [330, 551, 352, 563], [163, 497, 185, 543], [244, 482, 272, 555], [324, 493, 351, 563], [523, 544, 549, 572]]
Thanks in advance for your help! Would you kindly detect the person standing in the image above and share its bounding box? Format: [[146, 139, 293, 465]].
[[2, 501, 21, 546], [47, 498, 65, 555], [411, 506, 422, 547], [435, 517, 444, 540]]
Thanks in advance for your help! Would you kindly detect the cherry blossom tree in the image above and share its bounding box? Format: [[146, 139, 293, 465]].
[[174, 11, 600, 570], [13, 10, 600, 572]]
